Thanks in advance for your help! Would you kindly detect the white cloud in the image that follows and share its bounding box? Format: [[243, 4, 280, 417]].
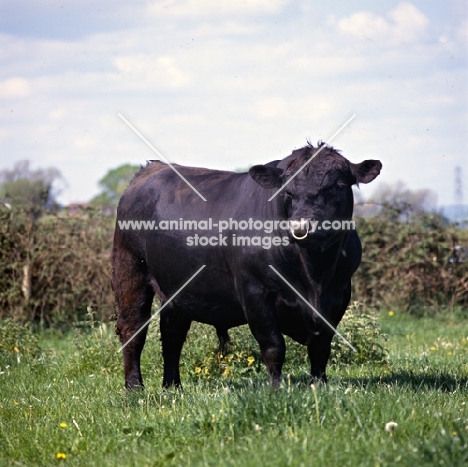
[[0, 77, 32, 99], [335, 2, 429, 45], [113, 54, 191, 89], [49, 107, 66, 120]]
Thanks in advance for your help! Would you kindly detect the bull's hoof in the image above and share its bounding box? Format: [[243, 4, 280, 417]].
[[162, 381, 183, 390], [310, 375, 327, 387], [125, 381, 144, 391], [269, 376, 282, 390]]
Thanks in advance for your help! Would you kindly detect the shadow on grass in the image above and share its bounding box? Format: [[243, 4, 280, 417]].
[[337, 370, 468, 392], [130, 368, 467, 396], [222, 371, 468, 393]]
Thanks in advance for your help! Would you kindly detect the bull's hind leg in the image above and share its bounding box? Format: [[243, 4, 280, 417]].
[[113, 248, 154, 390], [216, 327, 231, 354], [160, 306, 191, 388]]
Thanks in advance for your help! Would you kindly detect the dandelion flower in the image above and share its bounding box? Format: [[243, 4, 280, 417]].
[[430, 346, 436, 351], [56, 452, 67, 460], [59, 422, 67, 428], [247, 356, 255, 366], [388, 311, 394, 317], [385, 421, 398, 434], [195, 366, 201, 374]]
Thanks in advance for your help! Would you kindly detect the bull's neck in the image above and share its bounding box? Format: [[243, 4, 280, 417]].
[[300, 234, 347, 285]]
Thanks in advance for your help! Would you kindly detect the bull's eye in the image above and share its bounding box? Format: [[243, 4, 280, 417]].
[[284, 192, 293, 217]]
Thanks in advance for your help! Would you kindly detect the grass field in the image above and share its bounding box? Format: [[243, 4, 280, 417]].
[[0, 311, 467, 466]]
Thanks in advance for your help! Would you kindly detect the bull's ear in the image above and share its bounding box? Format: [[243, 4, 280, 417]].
[[350, 160, 382, 184], [249, 165, 283, 189]]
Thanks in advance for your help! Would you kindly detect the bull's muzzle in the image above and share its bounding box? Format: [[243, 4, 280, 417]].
[[290, 219, 310, 241]]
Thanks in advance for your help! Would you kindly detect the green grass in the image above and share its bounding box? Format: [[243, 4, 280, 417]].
[[0, 312, 467, 466]]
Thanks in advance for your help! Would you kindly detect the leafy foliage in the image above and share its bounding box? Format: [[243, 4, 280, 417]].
[[330, 301, 387, 365], [185, 324, 262, 380], [181, 301, 387, 381], [0, 160, 63, 215], [90, 164, 140, 206], [0, 205, 114, 325], [352, 210, 468, 314], [0, 318, 41, 366]]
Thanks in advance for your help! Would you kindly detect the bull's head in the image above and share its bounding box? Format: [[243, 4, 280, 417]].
[[249, 144, 382, 249]]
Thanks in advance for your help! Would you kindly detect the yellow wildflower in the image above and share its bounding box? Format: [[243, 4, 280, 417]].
[[59, 422, 67, 428], [388, 311, 394, 317], [56, 452, 67, 460], [247, 356, 255, 366], [194, 366, 202, 374]]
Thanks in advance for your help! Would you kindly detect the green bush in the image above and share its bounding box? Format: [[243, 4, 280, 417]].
[[182, 301, 387, 382], [185, 324, 262, 381], [352, 211, 468, 313], [0, 205, 115, 325], [0, 318, 41, 367], [330, 301, 387, 365]]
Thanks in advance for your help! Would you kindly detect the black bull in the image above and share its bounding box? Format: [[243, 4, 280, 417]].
[[112, 143, 382, 388]]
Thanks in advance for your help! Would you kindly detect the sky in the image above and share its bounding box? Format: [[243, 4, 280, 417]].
[[0, 0, 467, 206]]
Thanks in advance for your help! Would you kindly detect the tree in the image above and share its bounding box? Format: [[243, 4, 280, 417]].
[[90, 164, 140, 206], [0, 160, 63, 214], [354, 181, 438, 220]]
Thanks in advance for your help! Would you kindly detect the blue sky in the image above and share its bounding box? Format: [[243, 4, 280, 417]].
[[0, 0, 466, 206]]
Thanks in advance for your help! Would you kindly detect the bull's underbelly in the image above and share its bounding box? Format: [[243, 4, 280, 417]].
[[277, 306, 313, 345], [172, 293, 248, 330]]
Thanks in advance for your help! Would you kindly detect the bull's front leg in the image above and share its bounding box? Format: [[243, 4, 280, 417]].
[[307, 286, 350, 384], [307, 328, 334, 384], [245, 294, 285, 388]]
